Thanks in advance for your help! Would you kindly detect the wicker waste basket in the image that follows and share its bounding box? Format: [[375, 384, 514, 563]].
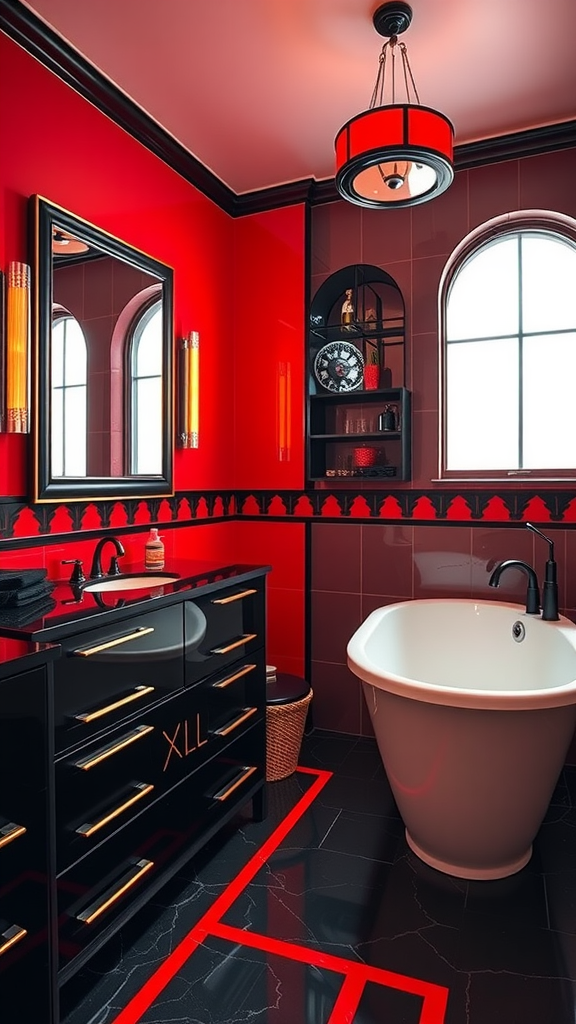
[[265, 672, 312, 782]]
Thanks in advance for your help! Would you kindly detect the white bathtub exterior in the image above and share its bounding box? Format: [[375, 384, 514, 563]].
[[347, 599, 576, 879]]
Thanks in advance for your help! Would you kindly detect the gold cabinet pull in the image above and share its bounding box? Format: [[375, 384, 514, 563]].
[[210, 633, 257, 655], [75, 685, 155, 723], [211, 588, 257, 605], [0, 823, 27, 850], [77, 859, 154, 924], [76, 783, 154, 837], [214, 707, 257, 737], [212, 664, 256, 689], [74, 725, 154, 771], [213, 766, 257, 802], [74, 626, 154, 658], [0, 924, 27, 957]]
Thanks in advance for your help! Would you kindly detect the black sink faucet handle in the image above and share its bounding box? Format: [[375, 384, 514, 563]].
[[62, 559, 85, 585]]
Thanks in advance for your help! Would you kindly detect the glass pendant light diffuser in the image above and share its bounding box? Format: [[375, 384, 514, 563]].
[[335, 3, 454, 209]]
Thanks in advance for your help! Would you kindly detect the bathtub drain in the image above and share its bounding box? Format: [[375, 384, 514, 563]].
[[512, 620, 526, 642]]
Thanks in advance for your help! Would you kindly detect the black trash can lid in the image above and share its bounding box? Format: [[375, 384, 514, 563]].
[[266, 672, 310, 706]]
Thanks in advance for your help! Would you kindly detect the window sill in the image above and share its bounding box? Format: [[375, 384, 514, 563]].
[[432, 477, 576, 484]]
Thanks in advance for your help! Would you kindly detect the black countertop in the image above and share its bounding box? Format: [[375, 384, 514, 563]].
[[0, 559, 271, 643]]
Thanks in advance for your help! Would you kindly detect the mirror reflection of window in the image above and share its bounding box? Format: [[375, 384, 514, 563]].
[[129, 301, 163, 475], [51, 314, 87, 477]]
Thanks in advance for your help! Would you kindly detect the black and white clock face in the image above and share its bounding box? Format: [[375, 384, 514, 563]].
[[313, 341, 364, 393]]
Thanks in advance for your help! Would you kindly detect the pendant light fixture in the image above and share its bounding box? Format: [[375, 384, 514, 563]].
[[335, 2, 454, 209]]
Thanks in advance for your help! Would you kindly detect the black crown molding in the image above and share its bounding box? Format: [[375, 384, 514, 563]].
[[2, 0, 576, 219], [0, 0, 236, 216]]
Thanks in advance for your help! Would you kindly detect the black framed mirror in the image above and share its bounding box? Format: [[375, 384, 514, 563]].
[[31, 195, 174, 502]]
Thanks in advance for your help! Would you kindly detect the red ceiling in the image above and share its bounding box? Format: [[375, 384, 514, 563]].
[[21, 0, 576, 195]]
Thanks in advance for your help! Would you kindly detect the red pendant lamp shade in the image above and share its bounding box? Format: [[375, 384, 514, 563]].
[[335, 4, 454, 209]]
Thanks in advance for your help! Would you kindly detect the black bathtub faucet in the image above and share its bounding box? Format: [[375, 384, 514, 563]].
[[487, 522, 559, 621]]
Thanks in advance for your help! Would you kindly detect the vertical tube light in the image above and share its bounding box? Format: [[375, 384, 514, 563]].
[[178, 331, 199, 448], [278, 360, 291, 461], [5, 262, 30, 433]]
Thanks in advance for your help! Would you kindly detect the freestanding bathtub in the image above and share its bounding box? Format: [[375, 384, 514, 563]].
[[347, 599, 576, 880]]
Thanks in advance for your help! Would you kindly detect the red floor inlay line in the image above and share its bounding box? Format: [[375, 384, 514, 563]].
[[111, 766, 449, 1024]]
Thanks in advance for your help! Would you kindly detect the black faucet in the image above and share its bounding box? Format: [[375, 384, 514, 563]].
[[89, 536, 125, 579], [488, 522, 559, 621], [488, 559, 540, 614], [526, 522, 559, 621]]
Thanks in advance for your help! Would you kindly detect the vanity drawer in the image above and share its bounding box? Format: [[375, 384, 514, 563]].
[[201, 649, 266, 736], [55, 684, 224, 873], [184, 582, 264, 686], [54, 604, 185, 754], [57, 723, 264, 974]]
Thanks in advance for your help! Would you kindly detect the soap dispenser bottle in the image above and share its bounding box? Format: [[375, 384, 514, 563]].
[[145, 528, 165, 570]]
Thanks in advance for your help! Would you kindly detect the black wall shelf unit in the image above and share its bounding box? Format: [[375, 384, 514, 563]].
[[307, 264, 411, 484]]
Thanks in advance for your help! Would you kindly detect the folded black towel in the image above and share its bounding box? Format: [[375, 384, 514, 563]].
[[0, 581, 55, 608], [0, 595, 56, 627], [0, 568, 48, 592]]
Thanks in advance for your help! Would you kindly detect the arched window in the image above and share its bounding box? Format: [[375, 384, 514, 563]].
[[51, 313, 87, 477], [128, 300, 163, 474], [441, 214, 576, 479]]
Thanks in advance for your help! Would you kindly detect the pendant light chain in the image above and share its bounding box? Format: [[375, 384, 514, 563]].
[[369, 37, 420, 110]]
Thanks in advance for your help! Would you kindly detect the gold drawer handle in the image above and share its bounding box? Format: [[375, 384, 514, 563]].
[[0, 823, 27, 850], [76, 783, 154, 837], [75, 685, 155, 723], [214, 707, 257, 737], [212, 664, 256, 689], [210, 633, 257, 655], [75, 626, 154, 657], [77, 858, 154, 924], [74, 725, 155, 771], [214, 766, 258, 802], [211, 588, 257, 605], [0, 924, 27, 957]]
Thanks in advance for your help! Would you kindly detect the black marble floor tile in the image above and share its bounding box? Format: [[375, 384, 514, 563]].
[[61, 732, 576, 1024], [136, 936, 342, 1024]]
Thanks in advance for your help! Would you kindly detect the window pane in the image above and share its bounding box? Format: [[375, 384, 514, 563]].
[[446, 338, 519, 469], [64, 386, 86, 475], [522, 235, 576, 334], [446, 237, 519, 341], [523, 332, 576, 468], [135, 306, 162, 377], [51, 388, 63, 477], [133, 377, 162, 474], [64, 318, 87, 385], [52, 320, 64, 387]]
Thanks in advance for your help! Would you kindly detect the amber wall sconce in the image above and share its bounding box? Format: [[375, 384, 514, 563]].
[[178, 331, 199, 448], [278, 360, 291, 462], [4, 262, 31, 433]]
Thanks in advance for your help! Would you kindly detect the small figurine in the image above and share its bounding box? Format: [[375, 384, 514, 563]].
[[365, 307, 377, 329], [341, 289, 354, 328]]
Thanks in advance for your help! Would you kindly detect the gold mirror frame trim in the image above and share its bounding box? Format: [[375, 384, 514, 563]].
[[31, 195, 174, 503]]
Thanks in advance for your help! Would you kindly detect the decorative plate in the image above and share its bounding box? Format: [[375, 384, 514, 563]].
[[313, 341, 364, 393]]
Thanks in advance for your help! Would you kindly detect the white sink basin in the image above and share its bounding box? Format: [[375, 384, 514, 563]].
[[83, 574, 180, 593]]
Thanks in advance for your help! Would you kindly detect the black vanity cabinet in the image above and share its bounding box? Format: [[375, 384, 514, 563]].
[[46, 567, 267, 1013], [0, 565, 269, 1023], [0, 646, 58, 1024]]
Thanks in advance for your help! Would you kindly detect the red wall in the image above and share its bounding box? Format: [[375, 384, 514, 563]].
[[311, 148, 576, 489], [0, 32, 307, 676]]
